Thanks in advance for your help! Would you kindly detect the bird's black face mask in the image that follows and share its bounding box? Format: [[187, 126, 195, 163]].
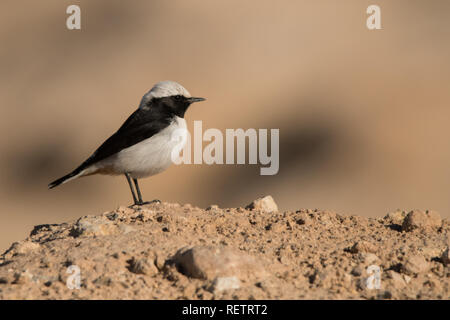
[[153, 95, 205, 118]]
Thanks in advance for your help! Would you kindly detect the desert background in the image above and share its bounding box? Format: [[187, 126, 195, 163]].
[[0, 0, 449, 253]]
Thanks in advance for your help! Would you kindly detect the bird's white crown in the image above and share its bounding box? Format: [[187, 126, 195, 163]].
[[139, 81, 191, 108]]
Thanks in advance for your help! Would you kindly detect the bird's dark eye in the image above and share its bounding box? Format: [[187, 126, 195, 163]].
[[174, 95, 182, 101]]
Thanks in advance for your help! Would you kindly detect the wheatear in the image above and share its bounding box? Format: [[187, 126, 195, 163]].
[[49, 81, 205, 205]]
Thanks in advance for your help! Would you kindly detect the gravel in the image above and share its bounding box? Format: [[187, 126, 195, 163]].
[[0, 197, 449, 299]]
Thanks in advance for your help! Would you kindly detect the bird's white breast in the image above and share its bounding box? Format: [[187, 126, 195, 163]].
[[95, 117, 187, 179]]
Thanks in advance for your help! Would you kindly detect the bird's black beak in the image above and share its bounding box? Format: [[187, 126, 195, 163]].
[[188, 97, 206, 103]]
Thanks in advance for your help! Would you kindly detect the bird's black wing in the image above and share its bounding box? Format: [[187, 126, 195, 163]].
[[76, 107, 172, 171]]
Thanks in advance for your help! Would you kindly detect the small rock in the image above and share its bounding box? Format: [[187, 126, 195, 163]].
[[198, 290, 213, 300], [71, 216, 118, 237], [441, 247, 450, 266], [313, 269, 334, 287], [13, 270, 36, 284], [350, 215, 368, 226], [4, 241, 40, 258], [384, 210, 407, 225], [265, 222, 284, 233], [105, 212, 119, 221], [246, 196, 278, 213], [401, 210, 441, 232], [419, 247, 441, 259], [255, 279, 276, 291], [295, 212, 311, 226], [403, 274, 411, 284], [401, 255, 430, 275], [93, 276, 112, 286], [208, 276, 241, 293], [131, 210, 155, 222], [117, 206, 135, 215], [154, 253, 166, 271], [182, 283, 197, 297], [351, 266, 363, 276], [349, 241, 378, 254], [127, 257, 158, 275], [118, 224, 135, 234], [377, 290, 392, 299], [358, 253, 380, 265], [342, 273, 353, 286], [386, 270, 406, 289], [206, 205, 219, 211], [172, 245, 266, 280]]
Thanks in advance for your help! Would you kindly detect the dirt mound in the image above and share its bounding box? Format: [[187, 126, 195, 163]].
[[0, 197, 449, 299]]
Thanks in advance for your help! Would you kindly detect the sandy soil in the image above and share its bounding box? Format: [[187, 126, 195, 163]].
[[0, 197, 449, 300]]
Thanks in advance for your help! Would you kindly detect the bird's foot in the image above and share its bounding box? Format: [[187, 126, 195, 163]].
[[134, 199, 161, 206]]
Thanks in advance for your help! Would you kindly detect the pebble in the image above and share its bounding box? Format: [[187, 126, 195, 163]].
[[208, 276, 241, 293], [441, 247, 450, 266], [4, 241, 40, 258], [351, 266, 363, 276], [358, 253, 380, 265], [401, 210, 441, 232], [386, 270, 406, 289], [401, 255, 430, 275], [384, 210, 407, 225], [118, 224, 136, 234], [172, 245, 266, 280], [127, 257, 158, 276], [72, 216, 118, 237], [349, 241, 378, 254], [246, 196, 278, 213]]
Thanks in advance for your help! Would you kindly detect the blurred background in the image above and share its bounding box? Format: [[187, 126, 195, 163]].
[[1, 0, 449, 252]]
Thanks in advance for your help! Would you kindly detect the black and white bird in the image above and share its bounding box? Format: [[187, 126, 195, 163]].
[[49, 81, 205, 205]]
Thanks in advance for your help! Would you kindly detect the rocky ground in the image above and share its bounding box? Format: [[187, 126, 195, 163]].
[[0, 196, 449, 299]]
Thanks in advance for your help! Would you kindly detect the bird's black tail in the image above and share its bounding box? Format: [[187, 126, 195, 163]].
[[48, 168, 83, 189]]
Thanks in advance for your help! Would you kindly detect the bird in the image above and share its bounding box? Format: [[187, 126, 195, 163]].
[[48, 81, 205, 205]]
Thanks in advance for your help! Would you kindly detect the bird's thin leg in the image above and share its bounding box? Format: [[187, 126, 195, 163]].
[[133, 178, 144, 204], [133, 178, 161, 205], [125, 173, 139, 205]]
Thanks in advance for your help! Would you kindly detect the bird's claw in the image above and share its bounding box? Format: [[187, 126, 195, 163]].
[[134, 199, 161, 206]]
